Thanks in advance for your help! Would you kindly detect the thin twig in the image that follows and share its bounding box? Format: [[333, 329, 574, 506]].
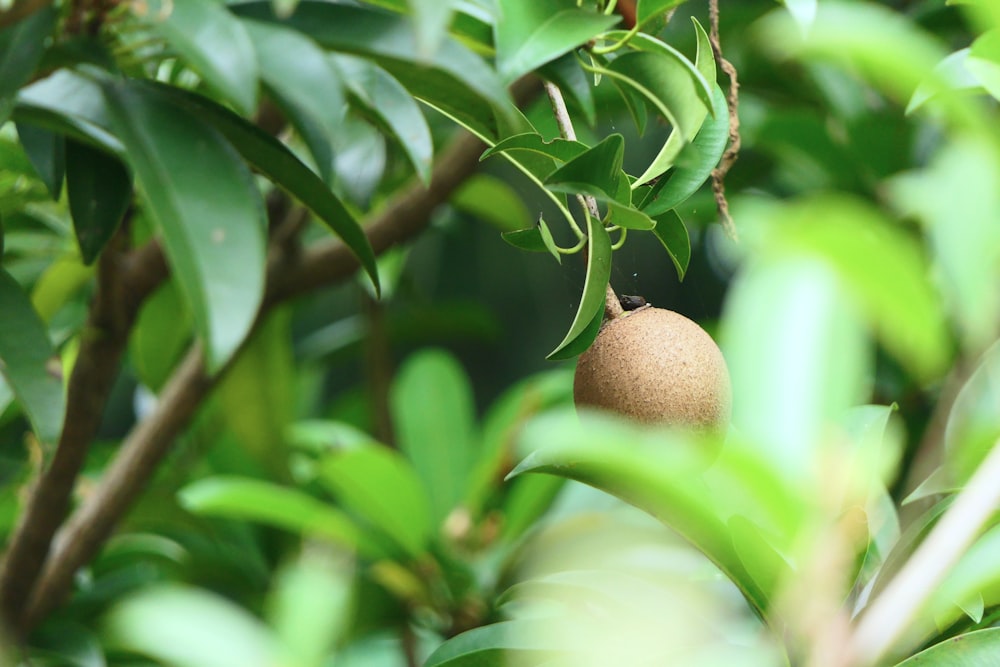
[[846, 437, 1000, 666], [708, 0, 740, 241]]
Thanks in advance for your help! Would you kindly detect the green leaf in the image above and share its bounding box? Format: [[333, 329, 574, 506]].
[[14, 69, 122, 153], [546, 213, 612, 359], [641, 84, 728, 216], [318, 444, 432, 558], [0, 5, 56, 125], [129, 279, 192, 392], [423, 620, 558, 667], [232, 1, 513, 142], [16, 122, 64, 199], [494, 0, 619, 83], [101, 80, 266, 372], [482, 132, 589, 166], [102, 585, 281, 667], [635, 0, 686, 28], [544, 133, 626, 203], [924, 525, 1000, 637], [510, 408, 767, 614], [242, 18, 345, 181], [138, 0, 259, 115], [390, 349, 478, 524], [451, 173, 532, 232], [893, 628, 1000, 666], [649, 209, 690, 280], [156, 84, 380, 294], [968, 29, 1000, 101], [907, 49, 982, 114], [179, 476, 383, 558], [65, 140, 132, 264], [0, 268, 63, 445], [501, 226, 550, 253], [334, 55, 433, 185], [543, 303, 602, 361], [941, 340, 1000, 488], [536, 215, 564, 263], [605, 200, 654, 230]]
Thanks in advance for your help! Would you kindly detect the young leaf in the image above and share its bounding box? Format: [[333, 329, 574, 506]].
[[65, 140, 132, 264], [0, 5, 56, 125], [893, 628, 1000, 666], [318, 444, 432, 558], [494, 0, 619, 83], [0, 268, 64, 446], [102, 586, 281, 667], [153, 83, 380, 295], [649, 209, 690, 280], [544, 133, 626, 203], [137, 0, 259, 115], [390, 349, 478, 525], [546, 213, 612, 359], [333, 55, 433, 185], [968, 29, 1000, 102], [101, 80, 267, 372], [641, 84, 729, 216], [232, 1, 513, 142], [605, 200, 654, 230], [178, 476, 383, 558]]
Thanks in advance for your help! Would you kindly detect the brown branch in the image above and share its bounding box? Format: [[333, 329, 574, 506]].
[[16, 78, 543, 633], [708, 0, 741, 242]]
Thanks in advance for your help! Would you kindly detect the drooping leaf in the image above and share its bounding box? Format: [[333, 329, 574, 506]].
[[543, 304, 602, 361], [101, 80, 266, 372], [0, 268, 64, 445], [0, 5, 56, 125], [893, 628, 1000, 666], [102, 586, 281, 667], [241, 18, 345, 182], [649, 209, 690, 280], [546, 213, 612, 359], [318, 444, 432, 558], [154, 84, 380, 294], [65, 139, 132, 264], [641, 84, 729, 216], [179, 476, 383, 558], [14, 69, 122, 153], [16, 122, 64, 199], [137, 0, 258, 115], [482, 132, 588, 167], [333, 55, 433, 185], [494, 0, 619, 83], [232, 1, 513, 142], [390, 349, 478, 524]]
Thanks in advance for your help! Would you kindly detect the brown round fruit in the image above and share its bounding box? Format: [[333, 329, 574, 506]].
[[573, 306, 732, 429]]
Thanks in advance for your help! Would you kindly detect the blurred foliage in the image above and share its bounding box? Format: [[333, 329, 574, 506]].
[[1, 0, 1000, 666]]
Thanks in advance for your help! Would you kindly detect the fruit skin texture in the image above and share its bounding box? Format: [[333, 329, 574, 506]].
[[573, 306, 732, 429]]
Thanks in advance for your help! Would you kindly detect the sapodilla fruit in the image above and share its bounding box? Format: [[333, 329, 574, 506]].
[[573, 305, 731, 429]]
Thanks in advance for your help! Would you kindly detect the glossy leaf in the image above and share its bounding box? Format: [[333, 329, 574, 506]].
[[178, 476, 383, 558], [544, 304, 602, 362], [16, 123, 64, 199], [0, 5, 56, 124], [605, 200, 654, 230], [544, 133, 626, 203], [649, 209, 690, 280], [894, 628, 1000, 666], [233, 1, 512, 141], [635, 0, 686, 28], [102, 585, 281, 667], [156, 84, 379, 294], [482, 132, 588, 167], [451, 173, 532, 232], [423, 620, 558, 667], [317, 444, 432, 558], [242, 18, 344, 181], [65, 140, 132, 264], [501, 226, 550, 253], [0, 268, 63, 445], [102, 80, 266, 372], [334, 55, 433, 185], [14, 69, 122, 153], [494, 0, 619, 83], [138, 0, 258, 115], [546, 213, 612, 359], [390, 349, 478, 524], [510, 408, 767, 614], [641, 84, 729, 216]]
